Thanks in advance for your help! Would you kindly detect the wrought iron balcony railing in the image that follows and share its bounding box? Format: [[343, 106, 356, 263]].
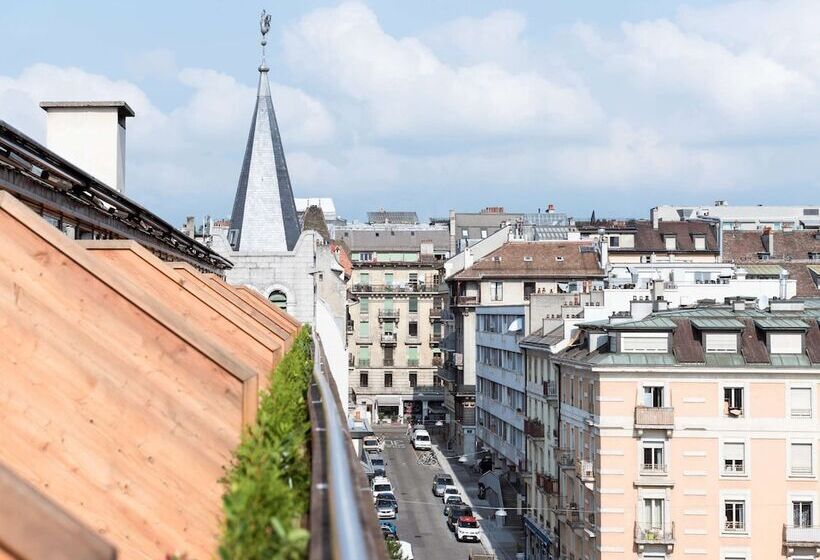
[[634, 522, 674, 544], [543, 380, 557, 401]]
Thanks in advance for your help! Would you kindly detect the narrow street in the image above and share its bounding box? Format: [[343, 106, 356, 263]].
[[375, 425, 488, 560]]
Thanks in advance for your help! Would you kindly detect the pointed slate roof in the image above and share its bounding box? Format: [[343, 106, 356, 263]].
[[229, 64, 300, 252]]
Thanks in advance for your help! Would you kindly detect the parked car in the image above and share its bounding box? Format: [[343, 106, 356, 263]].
[[398, 540, 414, 560], [455, 516, 481, 542], [371, 476, 393, 501], [441, 484, 460, 503], [447, 505, 473, 531], [379, 491, 398, 512], [412, 429, 431, 450], [380, 520, 398, 540], [362, 436, 382, 454], [443, 494, 464, 516], [432, 472, 454, 496], [375, 497, 397, 519], [370, 453, 387, 476]]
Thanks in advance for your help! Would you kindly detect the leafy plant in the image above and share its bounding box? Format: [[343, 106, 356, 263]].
[[219, 326, 314, 560]]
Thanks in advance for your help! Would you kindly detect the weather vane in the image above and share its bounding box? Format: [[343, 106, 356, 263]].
[[259, 9, 272, 71]]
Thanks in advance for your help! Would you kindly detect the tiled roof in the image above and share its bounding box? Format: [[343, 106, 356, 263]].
[[610, 220, 719, 252], [671, 319, 703, 363], [367, 211, 419, 224], [454, 242, 605, 280], [724, 230, 820, 261]]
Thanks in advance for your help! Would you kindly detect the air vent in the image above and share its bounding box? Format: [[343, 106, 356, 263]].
[[524, 256, 533, 262], [555, 256, 564, 262]]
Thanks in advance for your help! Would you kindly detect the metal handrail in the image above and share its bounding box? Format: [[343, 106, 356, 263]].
[[312, 334, 386, 560]]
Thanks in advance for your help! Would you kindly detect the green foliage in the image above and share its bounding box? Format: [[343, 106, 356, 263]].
[[219, 326, 314, 560], [386, 539, 403, 560]]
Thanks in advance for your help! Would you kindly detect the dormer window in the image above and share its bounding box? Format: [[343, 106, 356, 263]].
[[664, 235, 677, 251], [757, 252, 770, 261], [693, 235, 706, 251], [620, 332, 668, 353], [705, 332, 738, 353], [809, 252, 820, 261], [608, 236, 620, 248], [555, 256, 565, 262], [524, 256, 533, 262], [769, 332, 802, 354]]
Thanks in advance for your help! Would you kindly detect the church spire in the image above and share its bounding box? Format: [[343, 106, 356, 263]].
[[228, 10, 301, 252]]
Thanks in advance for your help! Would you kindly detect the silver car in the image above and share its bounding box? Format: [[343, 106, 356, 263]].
[[432, 473, 454, 497]]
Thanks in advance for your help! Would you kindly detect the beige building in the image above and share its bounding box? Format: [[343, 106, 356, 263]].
[[338, 221, 449, 422], [530, 299, 820, 560]]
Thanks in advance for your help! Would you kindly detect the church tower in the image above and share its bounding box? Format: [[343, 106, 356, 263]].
[[228, 11, 300, 252]]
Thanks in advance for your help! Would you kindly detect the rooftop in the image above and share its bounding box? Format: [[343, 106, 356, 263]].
[[453, 241, 605, 280]]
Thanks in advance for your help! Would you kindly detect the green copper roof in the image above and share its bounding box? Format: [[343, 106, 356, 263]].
[[589, 353, 677, 365], [691, 318, 745, 330], [605, 317, 677, 331], [754, 318, 810, 330]]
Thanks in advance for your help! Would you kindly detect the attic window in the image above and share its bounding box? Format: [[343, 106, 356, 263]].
[[491, 256, 502, 262], [693, 235, 706, 251], [375, 232, 380, 237], [757, 252, 770, 261], [524, 256, 533, 262], [809, 251, 820, 261], [664, 235, 677, 251], [555, 256, 564, 262]]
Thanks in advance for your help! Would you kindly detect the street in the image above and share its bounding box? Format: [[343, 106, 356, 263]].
[[375, 425, 488, 560]]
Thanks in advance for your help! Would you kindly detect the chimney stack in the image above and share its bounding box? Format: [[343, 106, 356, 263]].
[[40, 101, 134, 193], [763, 228, 775, 257]]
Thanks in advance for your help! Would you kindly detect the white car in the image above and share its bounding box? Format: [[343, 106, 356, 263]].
[[371, 476, 393, 501], [412, 429, 431, 450], [441, 484, 460, 503], [362, 436, 382, 454], [455, 516, 481, 542], [398, 540, 414, 560]]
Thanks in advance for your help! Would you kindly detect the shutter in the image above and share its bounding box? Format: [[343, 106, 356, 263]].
[[792, 443, 812, 474], [622, 335, 668, 353], [770, 333, 802, 354], [724, 442, 744, 461], [791, 388, 812, 416], [705, 333, 737, 353]]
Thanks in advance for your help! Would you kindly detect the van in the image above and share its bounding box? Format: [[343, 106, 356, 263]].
[[370, 453, 387, 477], [412, 429, 431, 450], [371, 476, 393, 501]]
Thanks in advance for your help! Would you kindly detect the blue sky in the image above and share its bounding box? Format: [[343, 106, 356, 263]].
[[2, 0, 818, 225]]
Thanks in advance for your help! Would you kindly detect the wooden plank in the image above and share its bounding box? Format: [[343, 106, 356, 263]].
[[0, 463, 117, 560]]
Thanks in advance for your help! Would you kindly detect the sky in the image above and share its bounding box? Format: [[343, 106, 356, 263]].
[[2, 0, 819, 226]]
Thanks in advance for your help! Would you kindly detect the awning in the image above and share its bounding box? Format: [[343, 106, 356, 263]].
[[740, 264, 784, 277], [523, 515, 552, 546]]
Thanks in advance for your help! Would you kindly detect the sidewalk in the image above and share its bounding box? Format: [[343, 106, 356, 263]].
[[430, 436, 523, 560]]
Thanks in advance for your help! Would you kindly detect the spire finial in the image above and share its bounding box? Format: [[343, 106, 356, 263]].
[[259, 9, 272, 73]]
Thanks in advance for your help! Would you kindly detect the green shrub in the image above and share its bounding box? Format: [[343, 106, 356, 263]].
[[219, 326, 314, 560]]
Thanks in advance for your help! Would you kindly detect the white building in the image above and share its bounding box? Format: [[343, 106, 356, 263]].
[[653, 202, 820, 231]]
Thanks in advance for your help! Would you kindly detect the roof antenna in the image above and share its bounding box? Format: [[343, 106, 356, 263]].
[[259, 9, 271, 73]]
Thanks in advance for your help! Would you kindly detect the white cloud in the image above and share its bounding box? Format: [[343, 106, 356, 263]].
[[283, 1, 602, 139]]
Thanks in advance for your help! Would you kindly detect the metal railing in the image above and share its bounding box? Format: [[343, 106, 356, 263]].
[[455, 295, 479, 306], [310, 334, 387, 559], [556, 448, 574, 469], [378, 309, 400, 320], [640, 463, 668, 475], [351, 283, 438, 294], [543, 380, 557, 400], [380, 332, 397, 345]]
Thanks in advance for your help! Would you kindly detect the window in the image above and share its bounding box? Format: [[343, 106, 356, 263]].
[[705, 332, 737, 353], [385, 272, 394, 286], [360, 321, 370, 337], [268, 290, 287, 311], [804, 208, 820, 216], [409, 372, 417, 388], [723, 442, 745, 474], [643, 386, 664, 408], [357, 346, 370, 367], [793, 501, 813, 527], [608, 235, 620, 248], [694, 235, 706, 250], [360, 297, 369, 313], [791, 442, 813, 476], [481, 229, 488, 239], [724, 500, 746, 532], [642, 442, 665, 473], [643, 498, 664, 528], [409, 296, 418, 312], [360, 372, 369, 387], [383, 346, 394, 366], [384, 372, 392, 388], [770, 333, 802, 354], [359, 272, 370, 286], [524, 281, 535, 300], [621, 333, 668, 353], [462, 228, 469, 238], [664, 235, 677, 251], [724, 387, 744, 417], [791, 387, 812, 418], [491, 282, 503, 301], [408, 347, 419, 366], [408, 322, 418, 338]]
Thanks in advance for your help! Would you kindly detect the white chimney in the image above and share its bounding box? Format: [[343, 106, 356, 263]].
[[597, 228, 608, 269], [40, 101, 134, 193]]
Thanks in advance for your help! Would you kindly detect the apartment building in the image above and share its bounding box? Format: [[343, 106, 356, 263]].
[[450, 242, 605, 490], [339, 221, 449, 422], [545, 299, 820, 560], [653, 202, 820, 231]]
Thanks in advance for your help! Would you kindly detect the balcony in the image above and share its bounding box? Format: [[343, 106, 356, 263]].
[[351, 283, 439, 294], [407, 359, 419, 367], [543, 380, 557, 401], [567, 504, 584, 530], [429, 333, 442, 345], [380, 332, 397, 346], [346, 322, 354, 334], [575, 457, 594, 484], [429, 308, 443, 321], [524, 418, 545, 440], [783, 524, 820, 548], [634, 406, 675, 436], [556, 448, 574, 469], [635, 522, 675, 551], [383, 358, 394, 367], [455, 295, 479, 307], [640, 463, 668, 476], [378, 308, 400, 321], [535, 473, 558, 496]]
